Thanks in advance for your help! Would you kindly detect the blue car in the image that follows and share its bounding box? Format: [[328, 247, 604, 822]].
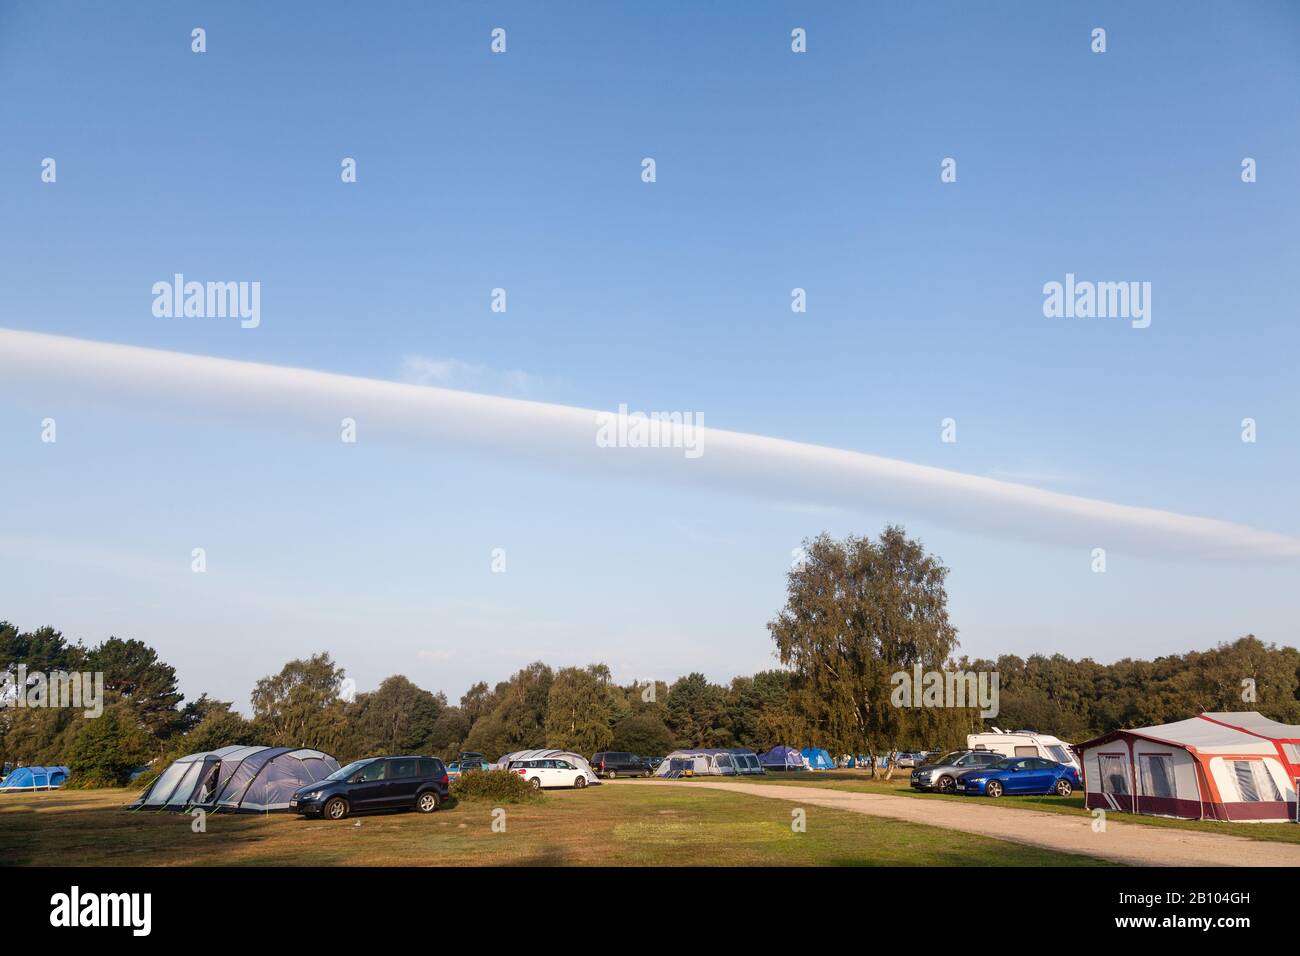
[[954, 756, 1080, 798]]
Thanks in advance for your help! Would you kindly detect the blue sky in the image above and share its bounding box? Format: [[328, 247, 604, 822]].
[[1, 2, 1298, 710]]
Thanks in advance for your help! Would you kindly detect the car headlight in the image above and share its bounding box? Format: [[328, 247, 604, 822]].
[[967, 777, 986, 784], [303, 790, 323, 800]]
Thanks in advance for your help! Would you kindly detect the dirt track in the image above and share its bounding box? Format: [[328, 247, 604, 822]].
[[624, 779, 1300, 866]]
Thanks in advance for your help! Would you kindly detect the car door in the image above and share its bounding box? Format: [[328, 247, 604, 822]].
[[1006, 758, 1041, 793], [349, 759, 388, 809], [953, 753, 983, 776], [997, 759, 1025, 793], [386, 758, 420, 808], [1023, 758, 1056, 793]]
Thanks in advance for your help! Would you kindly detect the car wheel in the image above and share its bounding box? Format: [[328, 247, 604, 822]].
[[416, 791, 440, 813], [528, 776, 542, 789], [574, 775, 587, 789], [324, 797, 349, 820], [986, 780, 1004, 798], [607, 770, 617, 780], [937, 775, 955, 794], [1054, 778, 1073, 797]]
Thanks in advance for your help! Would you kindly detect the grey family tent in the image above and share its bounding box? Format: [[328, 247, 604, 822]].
[[801, 747, 836, 770], [758, 745, 806, 771], [654, 748, 741, 777], [130, 745, 340, 812], [0, 766, 68, 791], [725, 748, 767, 774]]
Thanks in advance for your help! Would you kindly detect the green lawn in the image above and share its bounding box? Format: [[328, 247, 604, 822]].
[[0, 783, 1115, 867], [686, 770, 1300, 845]]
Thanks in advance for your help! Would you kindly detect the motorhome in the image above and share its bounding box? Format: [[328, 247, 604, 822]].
[[968, 729, 1080, 772]]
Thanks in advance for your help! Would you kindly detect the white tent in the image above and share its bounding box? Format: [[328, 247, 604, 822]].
[[1079, 714, 1296, 822], [493, 749, 599, 784]]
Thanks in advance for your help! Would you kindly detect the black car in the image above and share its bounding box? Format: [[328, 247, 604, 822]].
[[590, 752, 649, 778], [290, 755, 449, 820]]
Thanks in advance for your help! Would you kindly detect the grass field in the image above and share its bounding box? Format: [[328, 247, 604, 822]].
[[694, 770, 1300, 845], [0, 784, 1116, 867]]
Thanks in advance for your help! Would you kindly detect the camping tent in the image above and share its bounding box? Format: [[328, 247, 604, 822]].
[[0, 766, 68, 791], [725, 748, 766, 774], [801, 747, 835, 770], [493, 749, 600, 784], [654, 749, 739, 778], [1078, 713, 1297, 822], [758, 745, 805, 771], [131, 745, 339, 812], [1203, 712, 1300, 785]]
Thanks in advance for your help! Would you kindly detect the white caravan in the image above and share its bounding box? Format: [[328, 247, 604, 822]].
[[968, 729, 1080, 773]]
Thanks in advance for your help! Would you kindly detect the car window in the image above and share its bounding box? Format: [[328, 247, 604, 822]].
[[956, 754, 979, 766], [328, 759, 373, 782], [354, 761, 386, 783], [389, 759, 417, 779], [975, 754, 1001, 765], [556, 760, 573, 770]]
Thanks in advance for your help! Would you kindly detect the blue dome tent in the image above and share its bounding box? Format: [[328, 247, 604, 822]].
[[758, 745, 806, 771], [0, 766, 69, 791], [801, 747, 836, 770]]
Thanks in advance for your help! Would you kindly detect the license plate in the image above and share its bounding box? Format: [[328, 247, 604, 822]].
[[289, 800, 298, 807]]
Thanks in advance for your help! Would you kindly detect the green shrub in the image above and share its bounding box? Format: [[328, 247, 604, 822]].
[[450, 768, 542, 804]]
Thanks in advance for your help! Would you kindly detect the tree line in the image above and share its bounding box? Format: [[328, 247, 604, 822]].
[[3, 528, 1297, 785]]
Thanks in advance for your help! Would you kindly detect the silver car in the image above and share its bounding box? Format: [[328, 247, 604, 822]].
[[910, 750, 1005, 794]]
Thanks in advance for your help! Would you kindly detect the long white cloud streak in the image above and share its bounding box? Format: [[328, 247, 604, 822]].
[[3, 327, 1297, 562]]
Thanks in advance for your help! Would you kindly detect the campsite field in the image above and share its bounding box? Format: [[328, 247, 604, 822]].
[[700, 770, 1300, 845], [0, 783, 1115, 867]]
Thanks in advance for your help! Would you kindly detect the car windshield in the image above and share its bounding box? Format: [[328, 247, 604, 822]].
[[325, 759, 374, 781], [933, 752, 964, 766]]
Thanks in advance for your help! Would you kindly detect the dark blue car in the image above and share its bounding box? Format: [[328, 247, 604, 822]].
[[289, 755, 449, 820], [954, 756, 1080, 798]]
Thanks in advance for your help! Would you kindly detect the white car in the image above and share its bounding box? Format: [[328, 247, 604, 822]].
[[508, 757, 590, 789]]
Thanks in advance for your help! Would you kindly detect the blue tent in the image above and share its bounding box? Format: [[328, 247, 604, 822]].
[[758, 745, 805, 771], [0, 766, 69, 791], [801, 747, 835, 770]]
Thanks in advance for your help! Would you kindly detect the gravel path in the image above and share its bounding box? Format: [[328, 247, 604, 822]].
[[622, 779, 1300, 866]]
